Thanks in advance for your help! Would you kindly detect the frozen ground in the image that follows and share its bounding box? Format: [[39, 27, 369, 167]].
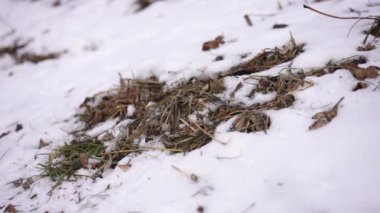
[[0, 0, 380, 212]]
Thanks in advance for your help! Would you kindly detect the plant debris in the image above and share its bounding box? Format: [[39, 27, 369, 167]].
[[252, 72, 308, 95], [43, 38, 373, 180], [172, 165, 199, 183], [352, 82, 368, 91], [21, 177, 34, 190], [214, 55, 224, 61], [223, 34, 304, 76], [343, 64, 379, 80], [357, 43, 375, 51], [232, 111, 271, 133], [273, 23, 288, 29], [79, 76, 164, 129], [305, 56, 367, 77], [15, 123, 22, 132], [197, 205, 205, 213], [244, 14, 253, 27], [309, 97, 344, 130], [40, 139, 106, 180], [202, 35, 225, 51], [256, 94, 296, 110], [0, 39, 64, 66], [135, 0, 159, 12], [3, 204, 17, 213], [0, 131, 10, 139], [366, 19, 380, 38], [38, 139, 49, 149]]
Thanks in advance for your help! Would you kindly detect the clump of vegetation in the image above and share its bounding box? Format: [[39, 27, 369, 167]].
[[79, 77, 164, 129], [232, 111, 271, 133], [223, 35, 305, 76], [41, 37, 310, 180], [0, 38, 64, 66], [42, 34, 376, 181], [40, 139, 105, 181]]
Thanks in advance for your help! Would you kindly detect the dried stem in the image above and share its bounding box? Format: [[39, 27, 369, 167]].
[[303, 5, 379, 21]]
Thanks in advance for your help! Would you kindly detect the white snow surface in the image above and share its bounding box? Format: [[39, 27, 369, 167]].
[[1, 0, 380, 212]]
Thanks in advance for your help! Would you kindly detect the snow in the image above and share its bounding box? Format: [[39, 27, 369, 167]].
[[1, 0, 380, 212]]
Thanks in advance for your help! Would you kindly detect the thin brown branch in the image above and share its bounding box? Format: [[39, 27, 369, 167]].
[[303, 5, 379, 21]]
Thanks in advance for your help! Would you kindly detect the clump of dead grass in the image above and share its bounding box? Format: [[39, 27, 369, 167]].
[[42, 36, 322, 180], [232, 111, 271, 133], [79, 76, 164, 129], [223, 35, 305, 76], [305, 56, 367, 77], [0, 38, 64, 65]]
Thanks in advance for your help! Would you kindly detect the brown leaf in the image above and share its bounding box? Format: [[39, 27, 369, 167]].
[[22, 177, 34, 190], [352, 82, 368, 91], [38, 139, 49, 149], [202, 35, 225, 51], [79, 153, 89, 168], [344, 64, 379, 80], [4, 204, 17, 213], [309, 97, 344, 130], [357, 43, 375, 51], [118, 164, 131, 171]]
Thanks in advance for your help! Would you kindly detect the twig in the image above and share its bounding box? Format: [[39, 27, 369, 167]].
[[303, 5, 379, 20], [244, 14, 253, 27], [172, 165, 199, 183], [108, 146, 184, 154]]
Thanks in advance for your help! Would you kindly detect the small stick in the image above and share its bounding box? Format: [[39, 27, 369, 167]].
[[244, 14, 253, 27], [172, 165, 199, 183], [303, 5, 379, 20]]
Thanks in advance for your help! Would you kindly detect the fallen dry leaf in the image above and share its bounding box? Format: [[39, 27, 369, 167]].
[[202, 35, 225, 51], [38, 139, 49, 149], [309, 97, 344, 130], [352, 82, 368, 91], [4, 204, 17, 213], [118, 164, 131, 171], [343, 64, 379, 80], [79, 153, 89, 168], [22, 177, 34, 190]]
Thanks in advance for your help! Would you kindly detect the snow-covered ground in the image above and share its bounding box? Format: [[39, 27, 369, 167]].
[[0, 0, 380, 212]]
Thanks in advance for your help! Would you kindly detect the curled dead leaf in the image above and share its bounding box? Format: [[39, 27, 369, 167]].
[[4, 204, 17, 213], [232, 111, 271, 133], [352, 82, 368, 91], [343, 63, 379, 80], [202, 35, 225, 51], [309, 97, 344, 130]]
